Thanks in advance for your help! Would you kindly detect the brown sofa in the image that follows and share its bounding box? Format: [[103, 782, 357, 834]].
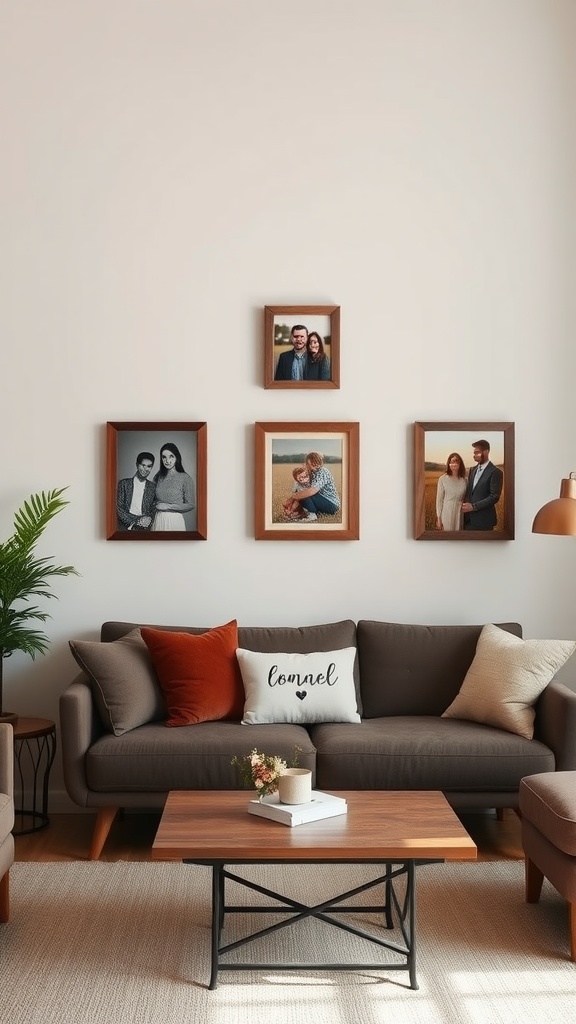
[[59, 619, 576, 859]]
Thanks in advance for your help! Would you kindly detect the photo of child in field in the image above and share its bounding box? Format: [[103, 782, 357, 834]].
[[282, 466, 311, 520], [271, 439, 344, 526]]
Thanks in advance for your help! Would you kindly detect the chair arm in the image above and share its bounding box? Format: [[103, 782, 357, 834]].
[[59, 673, 104, 807], [536, 679, 576, 770], [0, 723, 13, 799]]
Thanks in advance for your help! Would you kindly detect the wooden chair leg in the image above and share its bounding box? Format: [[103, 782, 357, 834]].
[[89, 807, 119, 860], [496, 808, 505, 821], [525, 856, 544, 903], [0, 870, 9, 923], [569, 902, 576, 962]]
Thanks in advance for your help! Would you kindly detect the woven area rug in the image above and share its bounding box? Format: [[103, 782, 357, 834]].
[[1, 860, 574, 1024]]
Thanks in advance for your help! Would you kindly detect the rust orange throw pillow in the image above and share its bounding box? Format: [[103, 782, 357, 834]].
[[140, 621, 245, 727]]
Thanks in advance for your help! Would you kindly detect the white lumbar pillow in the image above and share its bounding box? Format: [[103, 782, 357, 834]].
[[442, 622, 576, 739], [236, 647, 360, 725]]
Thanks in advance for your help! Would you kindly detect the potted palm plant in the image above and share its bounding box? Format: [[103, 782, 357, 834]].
[[0, 488, 78, 724]]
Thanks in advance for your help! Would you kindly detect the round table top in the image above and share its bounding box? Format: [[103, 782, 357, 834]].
[[12, 717, 56, 740]]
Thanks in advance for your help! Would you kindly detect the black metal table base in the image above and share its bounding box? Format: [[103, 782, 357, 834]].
[[13, 728, 57, 836], [188, 860, 419, 990]]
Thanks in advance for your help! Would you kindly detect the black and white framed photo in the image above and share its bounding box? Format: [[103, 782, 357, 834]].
[[264, 305, 340, 389], [414, 421, 515, 541], [106, 421, 207, 540]]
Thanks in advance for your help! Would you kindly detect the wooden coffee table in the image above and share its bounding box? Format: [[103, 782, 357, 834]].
[[152, 790, 476, 989]]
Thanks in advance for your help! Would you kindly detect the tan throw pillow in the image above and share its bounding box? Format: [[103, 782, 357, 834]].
[[442, 623, 576, 739], [69, 628, 165, 735]]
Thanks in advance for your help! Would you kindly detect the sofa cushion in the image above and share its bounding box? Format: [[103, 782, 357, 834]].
[[69, 629, 165, 736], [310, 717, 555, 792], [442, 624, 576, 739], [141, 620, 245, 727], [85, 721, 316, 792], [236, 647, 360, 725], [100, 619, 360, 710], [357, 620, 523, 718]]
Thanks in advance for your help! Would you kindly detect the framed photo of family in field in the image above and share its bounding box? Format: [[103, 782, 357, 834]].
[[254, 422, 359, 540], [263, 305, 340, 389], [106, 421, 207, 540], [413, 421, 515, 541]]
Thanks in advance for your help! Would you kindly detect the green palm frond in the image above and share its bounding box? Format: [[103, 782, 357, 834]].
[[10, 488, 71, 551], [0, 487, 78, 712]]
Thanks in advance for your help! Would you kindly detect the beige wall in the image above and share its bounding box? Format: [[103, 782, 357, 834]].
[[1, 1, 575, 802]]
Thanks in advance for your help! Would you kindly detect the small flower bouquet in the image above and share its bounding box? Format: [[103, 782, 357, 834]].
[[231, 747, 300, 800]]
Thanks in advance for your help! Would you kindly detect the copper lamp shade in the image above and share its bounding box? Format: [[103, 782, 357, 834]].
[[532, 473, 576, 535]]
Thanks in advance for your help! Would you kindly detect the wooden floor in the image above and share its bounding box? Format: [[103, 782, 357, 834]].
[[13, 808, 525, 863]]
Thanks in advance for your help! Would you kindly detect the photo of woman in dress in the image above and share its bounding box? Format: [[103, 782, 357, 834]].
[[152, 442, 195, 531], [435, 452, 467, 531]]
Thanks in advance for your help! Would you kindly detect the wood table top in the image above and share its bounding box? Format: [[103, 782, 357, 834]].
[[152, 790, 477, 863], [12, 717, 56, 739]]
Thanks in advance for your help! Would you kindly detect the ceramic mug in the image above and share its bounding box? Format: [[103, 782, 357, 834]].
[[278, 768, 312, 804]]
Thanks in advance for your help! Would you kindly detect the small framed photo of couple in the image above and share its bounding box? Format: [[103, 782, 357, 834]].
[[106, 421, 207, 541], [263, 304, 340, 389], [413, 421, 515, 541], [254, 421, 359, 541]]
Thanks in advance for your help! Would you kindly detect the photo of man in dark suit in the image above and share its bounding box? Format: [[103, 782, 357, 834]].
[[462, 439, 503, 531], [274, 324, 309, 380]]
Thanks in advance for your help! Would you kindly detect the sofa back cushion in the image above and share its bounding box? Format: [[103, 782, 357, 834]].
[[101, 619, 360, 711], [357, 620, 523, 718], [102, 622, 208, 642]]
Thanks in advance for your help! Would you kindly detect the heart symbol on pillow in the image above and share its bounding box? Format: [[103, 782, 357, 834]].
[[296, 691, 307, 701]]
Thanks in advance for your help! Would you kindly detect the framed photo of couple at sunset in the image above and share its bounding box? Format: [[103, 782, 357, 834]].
[[413, 421, 515, 541], [263, 305, 340, 389], [106, 421, 207, 540], [255, 422, 359, 540]]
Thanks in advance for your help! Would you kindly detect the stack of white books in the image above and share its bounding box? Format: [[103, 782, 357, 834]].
[[248, 790, 347, 827]]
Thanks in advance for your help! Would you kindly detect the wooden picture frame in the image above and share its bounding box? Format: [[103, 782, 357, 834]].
[[255, 421, 359, 540], [264, 305, 340, 389], [414, 421, 515, 540], [106, 421, 207, 540]]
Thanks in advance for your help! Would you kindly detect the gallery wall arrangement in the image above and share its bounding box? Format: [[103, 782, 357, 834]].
[[102, 321, 516, 550]]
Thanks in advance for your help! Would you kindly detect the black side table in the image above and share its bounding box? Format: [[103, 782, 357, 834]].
[[12, 717, 57, 836]]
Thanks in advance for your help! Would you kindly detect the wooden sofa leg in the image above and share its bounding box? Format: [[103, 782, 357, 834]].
[[90, 808, 119, 860], [569, 902, 576, 963], [0, 871, 9, 923], [496, 808, 504, 821], [525, 856, 544, 903]]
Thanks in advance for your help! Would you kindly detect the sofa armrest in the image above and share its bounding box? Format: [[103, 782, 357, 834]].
[[536, 679, 576, 770], [0, 724, 13, 799], [59, 673, 104, 807]]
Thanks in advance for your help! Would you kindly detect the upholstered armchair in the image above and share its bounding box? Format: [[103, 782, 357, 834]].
[[0, 723, 15, 922]]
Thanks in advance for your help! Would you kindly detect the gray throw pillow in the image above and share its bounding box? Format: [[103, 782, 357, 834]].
[[69, 628, 165, 735]]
